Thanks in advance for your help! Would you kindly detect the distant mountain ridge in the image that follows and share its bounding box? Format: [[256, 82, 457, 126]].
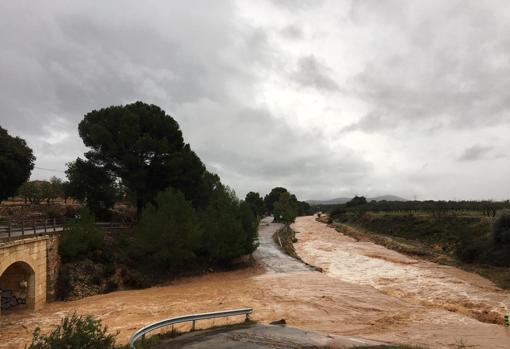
[[307, 195, 407, 205]]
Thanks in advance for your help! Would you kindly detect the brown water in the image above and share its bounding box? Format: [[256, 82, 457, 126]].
[[1, 216, 509, 348]]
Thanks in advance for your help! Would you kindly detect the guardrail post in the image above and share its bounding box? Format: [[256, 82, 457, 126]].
[[44, 219, 47, 233], [191, 320, 196, 331], [53, 218, 56, 232], [21, 220, 25, 237]]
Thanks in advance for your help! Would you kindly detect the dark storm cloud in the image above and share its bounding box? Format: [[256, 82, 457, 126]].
[[292, 55, 340, 91], [459, 145, 494, 162]]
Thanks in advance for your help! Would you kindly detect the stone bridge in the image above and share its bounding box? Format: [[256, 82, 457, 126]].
[[0, 235, 59, 317]]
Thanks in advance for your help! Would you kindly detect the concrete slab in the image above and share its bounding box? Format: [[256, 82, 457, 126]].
[[154, 324, 383, 349]]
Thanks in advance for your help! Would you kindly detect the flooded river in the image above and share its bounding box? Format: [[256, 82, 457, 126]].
[[1, 216, 509, 348]]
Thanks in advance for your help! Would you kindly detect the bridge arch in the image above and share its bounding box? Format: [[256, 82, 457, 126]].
[[0, 237, 49, 317], [0, 260, 36, 313]]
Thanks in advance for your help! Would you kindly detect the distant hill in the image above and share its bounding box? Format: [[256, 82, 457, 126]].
[[370, 195, 407, 202], [307, 195, 407, 205]]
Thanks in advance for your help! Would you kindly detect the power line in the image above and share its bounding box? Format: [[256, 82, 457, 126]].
[[34, 166, 65, 173]]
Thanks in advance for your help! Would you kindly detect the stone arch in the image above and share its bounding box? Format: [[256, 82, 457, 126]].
[[0, 260, 36, 314]]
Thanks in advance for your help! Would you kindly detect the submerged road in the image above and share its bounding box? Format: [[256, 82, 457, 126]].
[[253, 217, 314, 273]]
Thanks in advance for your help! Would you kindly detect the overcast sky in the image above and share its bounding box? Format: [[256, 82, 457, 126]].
[[1, 0, 509, 201]]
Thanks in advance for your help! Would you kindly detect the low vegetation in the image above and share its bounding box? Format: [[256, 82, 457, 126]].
[[58, 209, 105, 263], [28, 314, 116, 349], [327, 198, 510, 288]]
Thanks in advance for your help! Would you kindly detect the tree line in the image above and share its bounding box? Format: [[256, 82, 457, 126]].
[[323, 196, 510, 219]]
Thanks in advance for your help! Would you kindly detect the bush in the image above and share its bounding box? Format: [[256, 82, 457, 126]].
[[58, 209, 104, 262], [27, 313, 116, 349], [200, 186, 258, 262], [273, 192, 298, 224], [493, 210, 510, 244], [456, 238, 491, 263], [133, 188, 202, 270], [330, 206, 346, 220], [240, 201, 259, 254]]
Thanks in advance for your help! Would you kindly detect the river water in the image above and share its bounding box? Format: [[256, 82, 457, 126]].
[[1, 216, 509, 348]]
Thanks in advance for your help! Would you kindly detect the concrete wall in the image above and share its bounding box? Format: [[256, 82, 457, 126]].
[[45, 234, 60, 302], [0, 237, 49, 316]]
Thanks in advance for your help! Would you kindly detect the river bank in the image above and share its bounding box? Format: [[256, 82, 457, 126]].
[[2, 216, 510, 348]]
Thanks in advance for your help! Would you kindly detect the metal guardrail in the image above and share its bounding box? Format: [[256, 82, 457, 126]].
[[128, 308, 253, 349], [0, 218, 130, 241], [0, 218, 64, 240]]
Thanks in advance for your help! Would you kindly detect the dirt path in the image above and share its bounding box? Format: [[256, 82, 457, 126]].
[[1, 216, 510, 348]]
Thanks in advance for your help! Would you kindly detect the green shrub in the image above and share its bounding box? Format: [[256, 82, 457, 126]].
[[273, 192, 298, 224], [200, 186, 246, 261], [240, 201, 259, 254], [493, 210, 510, 244], [200, 185, 259, 262], [330, 206, 346, 220], [58, 209, 104, 262], [456, 238, 491, 263], [27, 313, 116, 349], [133, 188, 202, 270]]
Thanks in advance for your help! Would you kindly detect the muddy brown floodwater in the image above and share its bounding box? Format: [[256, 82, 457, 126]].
[[1, 216, 510, 348]]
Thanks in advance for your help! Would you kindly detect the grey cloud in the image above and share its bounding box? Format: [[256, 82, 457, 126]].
[[280, 25, 303, 40], [459, 145, 493, 162], [178, 105, 373, 199], [1, 1, 509, 201], [342, 111, 396, 133], [349, 1, 510, 131], [270, 0, 324, 11], [292, 55, 340, 91]]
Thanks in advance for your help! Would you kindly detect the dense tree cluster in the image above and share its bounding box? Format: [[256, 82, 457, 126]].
[[0, 125, 35, 202], [65, 159, 119, 219], [262, 187, 311, 224], [18, 177, 65, 204], [133, 185, 258, 269], [64, 101, 259, 268], [244, 191, 265, 218], [75, 102, 208, 216], [324, 199, 510, 219]]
